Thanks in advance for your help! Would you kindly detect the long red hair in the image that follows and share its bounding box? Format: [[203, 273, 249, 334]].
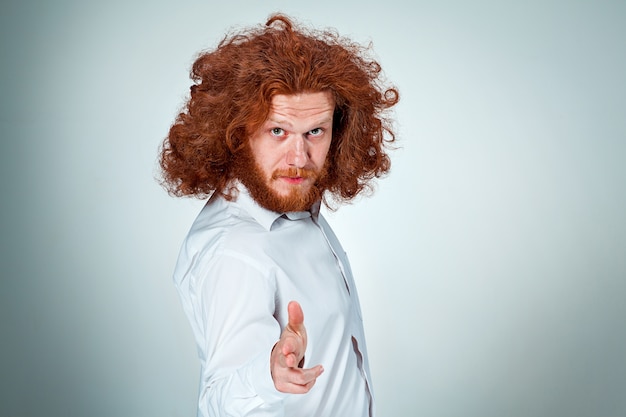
[[159, 14, 399, 205]]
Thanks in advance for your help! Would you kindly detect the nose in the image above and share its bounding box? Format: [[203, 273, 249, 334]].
[[285, 136, 309, 168]]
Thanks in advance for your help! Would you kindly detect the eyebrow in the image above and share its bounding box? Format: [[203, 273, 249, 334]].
[[266, 117, 333, 127]]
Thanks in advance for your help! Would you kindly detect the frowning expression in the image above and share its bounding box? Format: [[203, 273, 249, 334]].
[[247, 91, 335, 205]]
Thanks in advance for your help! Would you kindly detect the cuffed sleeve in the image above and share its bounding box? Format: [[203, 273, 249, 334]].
[[200, 350, 287, 416]]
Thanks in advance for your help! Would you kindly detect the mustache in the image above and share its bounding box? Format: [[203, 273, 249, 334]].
[[271, 167, 318, 180]]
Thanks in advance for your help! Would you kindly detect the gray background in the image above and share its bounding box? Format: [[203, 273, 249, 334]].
[[1, 0, 625, 416]]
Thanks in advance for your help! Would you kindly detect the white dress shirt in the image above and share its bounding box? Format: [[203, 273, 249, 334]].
[[173, 186, 374, 417]]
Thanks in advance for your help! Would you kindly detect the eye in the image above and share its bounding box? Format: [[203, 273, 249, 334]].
[[308, 128, 324, 137], [270, 127, 285, 137]]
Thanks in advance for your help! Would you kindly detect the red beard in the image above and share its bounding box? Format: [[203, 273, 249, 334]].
[[234, 147, 327, 213]]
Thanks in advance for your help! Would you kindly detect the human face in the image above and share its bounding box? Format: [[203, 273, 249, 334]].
[[244, 91, 335, 211]]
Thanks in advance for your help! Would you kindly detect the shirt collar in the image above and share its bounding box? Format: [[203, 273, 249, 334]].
[[234, 184, 320, 231]]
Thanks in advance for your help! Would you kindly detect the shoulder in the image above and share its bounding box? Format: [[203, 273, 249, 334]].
[[176, 195, 276, 278]]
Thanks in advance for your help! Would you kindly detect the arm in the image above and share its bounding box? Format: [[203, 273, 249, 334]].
[[189, 253, 322, 416]]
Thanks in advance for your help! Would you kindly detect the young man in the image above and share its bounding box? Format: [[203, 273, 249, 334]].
[[160, 14, 398, 416]]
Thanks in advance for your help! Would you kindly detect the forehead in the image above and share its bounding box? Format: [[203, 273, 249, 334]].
[[268, 91, 335, 121]]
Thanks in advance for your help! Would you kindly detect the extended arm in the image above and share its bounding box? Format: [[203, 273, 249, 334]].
[[184, 254, 321, 416]]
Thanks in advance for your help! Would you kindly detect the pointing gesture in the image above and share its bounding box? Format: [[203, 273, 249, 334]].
[[271, 301, 324, 393]]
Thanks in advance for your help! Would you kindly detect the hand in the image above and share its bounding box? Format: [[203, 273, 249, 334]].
[[270, 301, 324, 393]]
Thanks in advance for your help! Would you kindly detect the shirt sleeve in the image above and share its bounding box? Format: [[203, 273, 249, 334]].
[[183, 249, 288, 416]]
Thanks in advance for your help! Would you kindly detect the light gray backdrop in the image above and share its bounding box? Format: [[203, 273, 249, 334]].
[[1, 1, 625, 416]]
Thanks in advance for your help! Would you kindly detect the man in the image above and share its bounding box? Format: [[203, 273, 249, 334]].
[[160, 14, 398, 416]]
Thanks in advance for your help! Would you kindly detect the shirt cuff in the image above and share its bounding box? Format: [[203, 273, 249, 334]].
[[248, 350, 288, 405]]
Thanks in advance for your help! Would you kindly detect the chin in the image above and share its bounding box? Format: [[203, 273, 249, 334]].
[[272, 182, 310, 196]]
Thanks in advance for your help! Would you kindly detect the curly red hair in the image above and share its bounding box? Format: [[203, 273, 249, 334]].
[[159, 13, 399, 204]]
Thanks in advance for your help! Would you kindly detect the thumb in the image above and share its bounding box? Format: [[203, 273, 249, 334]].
[[287, 301, 305, 335]]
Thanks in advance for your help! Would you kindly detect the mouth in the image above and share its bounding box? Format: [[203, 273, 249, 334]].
[[278, 176, 306, 185], [272, 168, 316, 186]]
